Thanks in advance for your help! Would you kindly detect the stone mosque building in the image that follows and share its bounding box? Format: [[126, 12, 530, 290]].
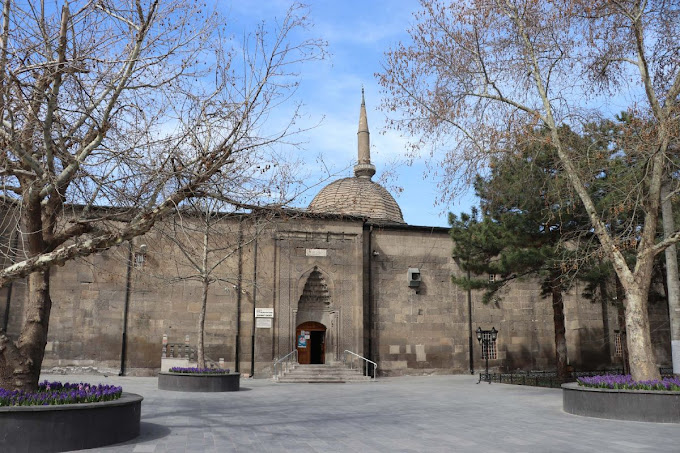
[[0, 94, 672, 377]]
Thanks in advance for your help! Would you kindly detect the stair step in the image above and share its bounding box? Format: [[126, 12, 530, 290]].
[[277, 378, 371, 383], [275, 363, 373, 383], [283, 369, 366, 372], [282, 373, 369, 377]]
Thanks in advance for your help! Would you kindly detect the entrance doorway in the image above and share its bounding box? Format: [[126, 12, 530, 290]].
[[296, 321, 326, 364]]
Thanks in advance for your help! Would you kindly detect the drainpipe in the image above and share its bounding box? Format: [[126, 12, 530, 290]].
[[119, 241, 133, 376], [250, 219, 258, 377], [468, 269, 474, 375], [367, 224, 373, 365], [271, 236, 278, 360], [235, 218, 243, 372], [2, 231, 18, 332]]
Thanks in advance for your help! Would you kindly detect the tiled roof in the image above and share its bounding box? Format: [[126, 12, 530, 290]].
[[308, 177, 405, 224]]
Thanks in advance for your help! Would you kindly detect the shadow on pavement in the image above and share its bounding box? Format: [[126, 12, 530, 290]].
[[134, 422, 172, 443]]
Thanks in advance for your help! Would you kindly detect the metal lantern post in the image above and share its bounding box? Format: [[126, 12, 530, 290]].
[[476, 326, 498, 384]]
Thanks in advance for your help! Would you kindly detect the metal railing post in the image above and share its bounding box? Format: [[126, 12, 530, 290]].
[[272, 349, 298, 381], [342, 350, 377, 380]]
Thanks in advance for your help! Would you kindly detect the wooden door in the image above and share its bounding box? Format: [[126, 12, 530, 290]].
[[296, 321, 326, 365]]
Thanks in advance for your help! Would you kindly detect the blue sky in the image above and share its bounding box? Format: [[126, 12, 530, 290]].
[[225, 1, 475, 227]]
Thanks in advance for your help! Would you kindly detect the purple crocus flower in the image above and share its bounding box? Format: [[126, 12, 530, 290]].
[[0, 381, 123, 407], [578, 375, 680, 391], [169, 367, 231, 374]]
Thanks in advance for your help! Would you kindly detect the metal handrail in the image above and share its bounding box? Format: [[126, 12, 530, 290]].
[[343, 350, 377, 379], [272, 349, 298, 380]]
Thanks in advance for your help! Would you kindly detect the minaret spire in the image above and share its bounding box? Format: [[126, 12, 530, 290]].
[[354, 87, 376, 179]]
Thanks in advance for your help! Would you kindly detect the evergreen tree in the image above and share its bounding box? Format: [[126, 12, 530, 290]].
[[450, 127, 588, 379]]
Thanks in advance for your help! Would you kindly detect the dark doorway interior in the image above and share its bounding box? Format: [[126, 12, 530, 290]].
[[310, 330, 325, 364]]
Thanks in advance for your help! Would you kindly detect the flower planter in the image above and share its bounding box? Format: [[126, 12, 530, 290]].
[[0, 392, 143, 453], [562, 382, 680, 423], [158, 371, 240, 392]]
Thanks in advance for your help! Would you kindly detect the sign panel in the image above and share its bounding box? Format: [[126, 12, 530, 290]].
[[305, 248, 327, 257], [255, 308, 274, 318], [255, 318, 272, 329], [297, 334, 307, 348]]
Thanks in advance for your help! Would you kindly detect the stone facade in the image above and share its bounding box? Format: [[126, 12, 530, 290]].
[[0, 211, 672, 377]]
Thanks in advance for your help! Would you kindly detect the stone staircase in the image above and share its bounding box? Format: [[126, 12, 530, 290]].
[[275, 363, 373, 383]]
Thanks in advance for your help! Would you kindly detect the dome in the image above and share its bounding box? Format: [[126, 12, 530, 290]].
[[307, 89, 405, 224], [309, 177, 405, 224]]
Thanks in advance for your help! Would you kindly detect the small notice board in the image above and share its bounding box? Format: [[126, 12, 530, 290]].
[[255, 308, 274, 318], [255, 318, 272, 329], [297, 332, 307, 348]]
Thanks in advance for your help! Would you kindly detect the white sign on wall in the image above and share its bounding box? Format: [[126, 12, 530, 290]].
[[255, 308, 274, 318], [256, 318, 273, 328], [305, 248, 327, 257]]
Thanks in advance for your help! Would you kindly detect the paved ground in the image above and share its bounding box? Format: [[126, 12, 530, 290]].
[[42, 373, 680, 453]]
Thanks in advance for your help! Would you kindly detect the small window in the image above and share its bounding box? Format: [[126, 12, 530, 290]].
[[481, 331, 498, 359], [133, 252, 145, 269], [614, 332, 623, 357]]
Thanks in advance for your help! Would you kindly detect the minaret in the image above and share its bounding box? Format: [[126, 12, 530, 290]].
[[354, 87, 376, 179]]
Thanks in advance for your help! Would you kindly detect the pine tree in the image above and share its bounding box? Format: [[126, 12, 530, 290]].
[[450, 127, 588, 380]]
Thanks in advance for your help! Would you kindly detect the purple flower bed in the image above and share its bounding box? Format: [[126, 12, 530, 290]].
[[0, 381, 123, 406], [578, 374, 680, 391], [168, 367, 231, 374]]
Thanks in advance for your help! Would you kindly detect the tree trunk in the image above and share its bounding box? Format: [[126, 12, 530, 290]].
[[624, 288, 660, 381], [197, 277, 208, 369], [0, 271, 51, 391], [661, 182, 680, 374], [0, 194, 54, 392], [616, 279, 630, 375], [551, 280, 568, 381], [612, 221, 660, 382], [598, 280, 612, 364], [197, 212, 210, 370]]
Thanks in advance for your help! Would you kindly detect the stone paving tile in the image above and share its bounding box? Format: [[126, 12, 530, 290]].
[[131, 446, 155, 453], [42, 373, 680, 453]]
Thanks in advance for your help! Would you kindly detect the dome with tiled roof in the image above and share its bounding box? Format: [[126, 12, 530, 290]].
[[309, 176, 404, 223], [308, 90, 405, 224]]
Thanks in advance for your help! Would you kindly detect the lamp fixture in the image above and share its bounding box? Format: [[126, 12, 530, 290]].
[[476, 326, 499, 384]]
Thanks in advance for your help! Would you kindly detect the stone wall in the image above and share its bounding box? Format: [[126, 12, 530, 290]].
[[369, 223, 671, 375], [0, 211, 672, 377], [370, 225, 468, 375]]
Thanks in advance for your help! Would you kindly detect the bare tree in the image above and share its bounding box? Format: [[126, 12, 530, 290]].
[[0, 0, 325, 391], [154, 199, 259, 370], [378, 0, 680, 381]]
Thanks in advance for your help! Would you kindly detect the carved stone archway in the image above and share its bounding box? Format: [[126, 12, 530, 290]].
[[294, 266, 340, 362]]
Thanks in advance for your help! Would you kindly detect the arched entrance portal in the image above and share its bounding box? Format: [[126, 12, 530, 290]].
[[296, 321, 326, 364], [294, 266, 338, 363]]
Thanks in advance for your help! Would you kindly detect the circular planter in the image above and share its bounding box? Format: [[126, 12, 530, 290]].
[[0, 392, 143, 453], [158, 372, 240, 392], [562, 382, 680, 423]]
